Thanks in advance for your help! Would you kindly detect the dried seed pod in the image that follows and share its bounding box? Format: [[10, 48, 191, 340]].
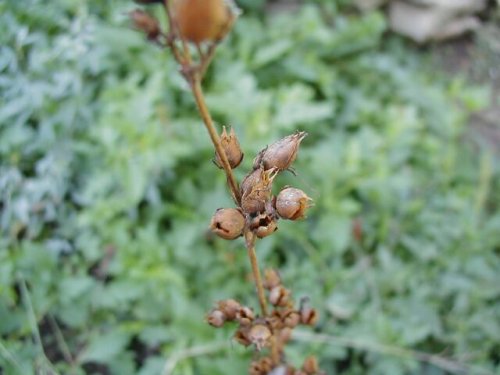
[[248, 324, 271, 350], [240, 167, 278, 214], [206, 309, 225, 327], [209, 208, 244, 240], [236, 306, 255, 326], [214, 126, 243, 169], [280, 327, 292, 344], [172, 0, 234, 43], [249, 357, 273, 375], [254, 217, 278, 238], [283, 310, 301, 328], [275, 187, 312, 220], [130, 9, 161, 40], [302, 356, 319, 374], [253, 131, 307, 171], [269, 286, 291, 307], [234, 326, 252, 347], [300, 307, 318, 326], [263, 269, 281, 290], [217, 299, 241, 320]]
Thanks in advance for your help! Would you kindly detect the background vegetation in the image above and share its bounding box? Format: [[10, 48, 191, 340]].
[[1, 0, 499, 374]]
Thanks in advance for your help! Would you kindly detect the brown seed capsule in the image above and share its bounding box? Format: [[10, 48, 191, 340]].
[[263, 269, 281, 290], [249, 357, 273, 375], [240, 167, 278, 214], [217, 299, 241, 321], [280, 327, 292, 344], [206, 309, 225, 327], [234, 326, 252, 347], [236, 306, 255, 326], [276, 187, 312, 220], [248, 324, 271, 350], [254, 217, 278, 239], [302, 356, 319, 374], [300, 307, 318, 326], [253, 131, 307, 171], [269, 286, 291, 307], [214, 126, 244, 169], [283, 310, 301, 328], [172, 0, 234, 43], [209, 208, 244, 240]]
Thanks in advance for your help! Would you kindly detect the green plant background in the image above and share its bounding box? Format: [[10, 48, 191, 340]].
[[1, 0, 499, 374]]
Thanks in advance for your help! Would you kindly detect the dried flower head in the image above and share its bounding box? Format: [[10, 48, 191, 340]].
[[172, 0, 234, 43], [283, 310, 301, 328], [217, 299, 241, 320], [254, 217, 278, 238], [209, 208, 244, 240], [240, 167, 278, 214], [302, 356, 319, 374], [300, 307, 318, 326], [236, 306, 255, 326], [234, 326, 252, 347], [276, 187, 312, 220], [214, 126, 243, 169], [253, 131, 307, 171], [263, 268, 282, 290], [269, 285, 291, 307], [248, 324, 272, 350], [249, 357, 273, 375], [206, 309, 225, 327], [130, 9, 161, 40]]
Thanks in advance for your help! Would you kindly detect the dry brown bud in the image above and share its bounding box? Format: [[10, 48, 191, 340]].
[[269, 286, 291, 307], [300, 307, 318, 326], [236, 306, 255, 326], [206, 309, 225, 327], [263, 269, 281, 290], [209, 208, 244, 240], [130, 9, 160, 40], [217, 299, 241, 320], [283, 310, 301, 328], [253, 131, 307, 171], [302, 356, 319, 374], [276, 187, 312, 220], [234, 326, 252, 347], [240, 167, 278, 214], [248, 324, 271, 350], [172, 0, 234, 43], [214, 126, 243, 169]]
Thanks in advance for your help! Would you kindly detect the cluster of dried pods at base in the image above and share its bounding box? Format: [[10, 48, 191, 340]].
[[130, 0, 321, 373]]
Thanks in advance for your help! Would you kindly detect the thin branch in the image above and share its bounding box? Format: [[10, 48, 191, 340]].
[[292, 330, 494, 375], [190, 77, 241, 204], [244, 231, 268, 316], [161, 341, 227, 375], [47, 314, 75, 366]]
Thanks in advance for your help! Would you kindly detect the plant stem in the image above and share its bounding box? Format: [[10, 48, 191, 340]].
[[244, 231, 268, 316], [190, 77, 241, 204]]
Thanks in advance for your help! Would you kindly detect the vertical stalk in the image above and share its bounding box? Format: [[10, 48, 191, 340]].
[[244, 231, 268, 316]]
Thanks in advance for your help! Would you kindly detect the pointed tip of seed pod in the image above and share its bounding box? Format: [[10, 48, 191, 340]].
[[253, 131, 308, 172], [214, 125, 244, 169]]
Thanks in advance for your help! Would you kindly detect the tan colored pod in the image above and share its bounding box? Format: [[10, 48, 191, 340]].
[[240, 167, 278, 215], [172, 0, 233, 43], [253, 131, 307, 171], [275, 187, 312, 220], [209, 208, 244, 240], [248, 324, 271, 351], [214, 126, 243, 169]]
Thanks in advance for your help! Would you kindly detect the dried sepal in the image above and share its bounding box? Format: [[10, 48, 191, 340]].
[[253, 131, 307, 171], [209, 208, 244, 240], [206, 309, 225, 327], [214, 126, 243, 169], [216, 299, 241, 320], [263, 269, 281, 290], [248, 324, 272, 351], [130, 9, 161, 40], [240, 167, 278, 214], [275, 187, 313, 220], [172, 0, 234, 43], [269, 286, 291, 307]]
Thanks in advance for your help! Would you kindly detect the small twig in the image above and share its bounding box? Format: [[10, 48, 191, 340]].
[[161, 341, 227, 375], [292, 330, 493, 375], [244, 231, 268, 316]]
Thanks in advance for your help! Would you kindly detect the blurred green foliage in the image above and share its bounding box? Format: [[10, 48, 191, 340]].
[[1, 0, 499, 374]]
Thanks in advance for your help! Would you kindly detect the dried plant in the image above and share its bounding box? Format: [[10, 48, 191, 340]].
[[131, 1, 321, 373]]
